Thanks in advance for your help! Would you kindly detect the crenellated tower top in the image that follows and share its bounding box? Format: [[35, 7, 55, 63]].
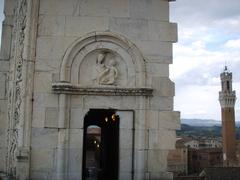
[[219, 66, 236, 108]]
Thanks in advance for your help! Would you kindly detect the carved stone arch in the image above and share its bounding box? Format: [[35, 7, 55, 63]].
[[60, 31, 146, 87]]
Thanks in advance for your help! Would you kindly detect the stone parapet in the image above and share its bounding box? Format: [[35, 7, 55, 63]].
[[219, 91, 236, 108]]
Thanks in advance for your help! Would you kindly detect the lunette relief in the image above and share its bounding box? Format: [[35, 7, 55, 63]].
[[93, 52, 118, 85]]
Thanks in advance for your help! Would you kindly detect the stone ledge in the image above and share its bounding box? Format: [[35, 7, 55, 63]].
[[52, 82, 153, 96]]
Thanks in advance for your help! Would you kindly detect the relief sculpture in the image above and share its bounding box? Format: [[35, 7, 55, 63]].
[[93, 52, 118, 85]]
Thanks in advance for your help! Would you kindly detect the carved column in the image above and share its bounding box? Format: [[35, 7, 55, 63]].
[[6, 0, 39, 179]]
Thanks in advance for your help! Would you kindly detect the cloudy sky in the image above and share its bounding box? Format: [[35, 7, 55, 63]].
[[170, 0, 240, 121], [0, 1, 239, 121]]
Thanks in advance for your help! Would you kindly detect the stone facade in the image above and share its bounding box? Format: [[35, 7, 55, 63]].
[[0, 0, 180, 179]]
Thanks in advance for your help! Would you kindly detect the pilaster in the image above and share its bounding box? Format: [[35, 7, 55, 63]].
[[5, 0, 40, 179]]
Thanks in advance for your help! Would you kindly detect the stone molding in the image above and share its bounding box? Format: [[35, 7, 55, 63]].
[[52, 82, 153, 96]]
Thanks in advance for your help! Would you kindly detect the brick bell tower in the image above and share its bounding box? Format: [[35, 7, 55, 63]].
[[219, 66, 237, 166]]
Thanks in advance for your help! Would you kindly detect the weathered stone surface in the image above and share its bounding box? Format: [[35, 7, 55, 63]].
[[119, 172, 132, 180], [159, 111, 181, 130], [83, 95, 123, 109], [118, 110, 134, 130], [30, 148, 55, 172], [148, 129, 176, 150], [146, 54, 173, 64], [38, 15, 65, 36], [0, 73, 6, 99], [35, 58, 60, 72], [32, 105, 45, 127], [3, 0, 15, 16], [73, 0, 130, 18], [65, 16, 109, 37], [110, 17, 149, 41], [69, 129, 83, 148], [146, 63, 169, 77], [150, 171, 173, 180], [33, 93, 58, 108], [149, 21, 177, 42], [134, 129, 148, 150], [39, 0, 76, 16], [149, 96, 173, 111], [36, 36, 75, 60], [34, 72, 52, 93], [119, 148, 132, 172], [0, 100, 7, 127], [151, 77, 175, 97], [0, 24, 12, 60], [45, 107, 58, 128], [70, 108, 85, 129], [135, 110, 147, 130], [148, 150, 168, 172], [31, 128, 58, 148], [129, 0, 169, 21], [146, 110, 159, 130], [0, 147, 6, 172], [32, 94, 58, 128], [0, 61, 9, 72], [67, 148, 83, 172], [135, 41, 172, 61]]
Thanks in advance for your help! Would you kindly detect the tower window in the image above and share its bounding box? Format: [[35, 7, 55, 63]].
[[227, 81, 230, 91]]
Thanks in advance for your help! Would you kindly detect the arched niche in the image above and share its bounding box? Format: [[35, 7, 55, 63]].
[[59, 31, 146, 87]]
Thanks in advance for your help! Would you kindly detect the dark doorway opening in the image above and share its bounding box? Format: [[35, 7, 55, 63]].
[[82, 109, 119, 180]]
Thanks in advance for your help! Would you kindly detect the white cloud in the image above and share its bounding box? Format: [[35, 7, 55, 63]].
[[224, 39, 240, 49], [170, 0, 240, 121]]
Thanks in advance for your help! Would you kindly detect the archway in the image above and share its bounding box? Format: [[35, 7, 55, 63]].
[[82, 109, 119, 180]]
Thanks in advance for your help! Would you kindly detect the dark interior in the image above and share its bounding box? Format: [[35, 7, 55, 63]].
[[82, 109, 119, 180]]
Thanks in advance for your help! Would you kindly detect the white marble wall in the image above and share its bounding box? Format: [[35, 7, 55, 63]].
[[0, 0, 180, 179], [31, 0, 179, 179]]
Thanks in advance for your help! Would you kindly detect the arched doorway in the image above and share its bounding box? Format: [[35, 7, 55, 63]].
[[82, 109, 119, 180]]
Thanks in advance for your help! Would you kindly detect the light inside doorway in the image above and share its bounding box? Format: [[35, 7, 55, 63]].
[[85, 125, 101, 179], [83, 109, 119, 180]]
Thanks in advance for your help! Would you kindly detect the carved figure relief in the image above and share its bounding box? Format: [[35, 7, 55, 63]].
[[76, 48, 128, 87], [93, 52, 118, 85]]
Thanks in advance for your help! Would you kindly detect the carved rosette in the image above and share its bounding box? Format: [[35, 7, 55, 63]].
[[6, 0, 27, 176]]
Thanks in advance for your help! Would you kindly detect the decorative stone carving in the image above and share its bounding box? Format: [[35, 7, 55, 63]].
[[60, 32, 146, 87], [52, 82, 153, 96], [93, 52, 118, 85], [6, 0, 27, 176], [77, 49, 126, 87]]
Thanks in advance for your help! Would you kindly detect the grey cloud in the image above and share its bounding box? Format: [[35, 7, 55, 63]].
[[174, 60, 240, 86], [170, 0, 240, 25]]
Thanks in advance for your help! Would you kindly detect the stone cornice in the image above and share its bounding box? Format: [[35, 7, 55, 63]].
[[52, 82, 153, 96]]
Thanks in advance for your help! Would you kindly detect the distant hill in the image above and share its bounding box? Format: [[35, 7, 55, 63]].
[[177, 124, 222, 138], [181, 119, 240, 127], [181, 118, 221, 126], [178, 122, 240, 139]]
